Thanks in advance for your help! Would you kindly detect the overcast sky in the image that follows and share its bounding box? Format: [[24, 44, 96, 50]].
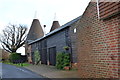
[[0, 0, 91, 32], [0, 0, 91, 54]]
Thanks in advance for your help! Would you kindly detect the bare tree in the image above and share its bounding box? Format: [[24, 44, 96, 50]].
[[0, 24, 27, 53]]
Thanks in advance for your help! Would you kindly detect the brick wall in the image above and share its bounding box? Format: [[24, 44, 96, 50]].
[[76, 1, 120, 78], [26, 45, 32, 63], [0, 49, 10, 60]]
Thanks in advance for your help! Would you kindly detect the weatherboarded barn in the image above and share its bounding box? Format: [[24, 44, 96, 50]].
[[76, 0, 120, 78], [29, 17, 80, 67]]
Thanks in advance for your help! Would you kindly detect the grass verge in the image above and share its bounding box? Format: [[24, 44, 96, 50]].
[[2, 61, 31, 67]]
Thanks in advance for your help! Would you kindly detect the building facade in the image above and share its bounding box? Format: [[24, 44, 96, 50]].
[[28, 17, 80, 67], [25, 0, 120, 78], [76, 0, 120, 78]]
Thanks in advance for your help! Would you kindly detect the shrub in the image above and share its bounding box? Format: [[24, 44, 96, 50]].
[[56, 52, 70, 70], [34, 50, 40, 65], [56, 52, 64, 69], [9, 53, 21, 63], [63, 53, 70, 67]]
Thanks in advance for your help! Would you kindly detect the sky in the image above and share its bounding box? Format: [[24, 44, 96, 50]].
[[0, 0, 91, 54]]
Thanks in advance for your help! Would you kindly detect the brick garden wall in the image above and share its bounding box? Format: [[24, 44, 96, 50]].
[[76, 2, 120, 78], [1, 49, 10, 60]]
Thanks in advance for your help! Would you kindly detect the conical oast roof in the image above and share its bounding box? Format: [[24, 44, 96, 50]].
[[50, 21, 60, 32], [27, 19, 44, 41]]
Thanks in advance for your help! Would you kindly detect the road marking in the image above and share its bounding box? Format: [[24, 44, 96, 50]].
[[17, 68, 28, 73]]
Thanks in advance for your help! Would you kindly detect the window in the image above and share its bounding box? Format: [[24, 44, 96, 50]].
[[74, 28, 76, 33]]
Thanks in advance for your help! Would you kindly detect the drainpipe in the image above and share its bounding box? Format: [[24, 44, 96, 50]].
[[96, 0, 100, 19]]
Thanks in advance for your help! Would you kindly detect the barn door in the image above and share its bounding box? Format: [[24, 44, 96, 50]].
[[41, 48, 47, 65], [49, 47, 56, 66]]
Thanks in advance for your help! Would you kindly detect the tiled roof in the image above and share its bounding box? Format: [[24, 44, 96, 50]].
[[26, 19, 44, 41], [29, 16, 81, 45], [50, 21, 60, 32]]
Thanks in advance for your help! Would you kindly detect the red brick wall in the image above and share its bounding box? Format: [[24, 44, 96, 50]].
[[1, 49, 10, 60], [26, 45, 32, 63], [76, 2, 120, 78]]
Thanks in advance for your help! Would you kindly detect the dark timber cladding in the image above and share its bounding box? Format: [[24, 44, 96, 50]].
[[40, 40, 47, 65], [29, 16, 81, 66]]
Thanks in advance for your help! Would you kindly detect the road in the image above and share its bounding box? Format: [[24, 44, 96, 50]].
[[1, 63, 50, 80]]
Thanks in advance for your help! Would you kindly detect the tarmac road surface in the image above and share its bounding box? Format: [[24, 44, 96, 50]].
[[1, 63, 50, 80]]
